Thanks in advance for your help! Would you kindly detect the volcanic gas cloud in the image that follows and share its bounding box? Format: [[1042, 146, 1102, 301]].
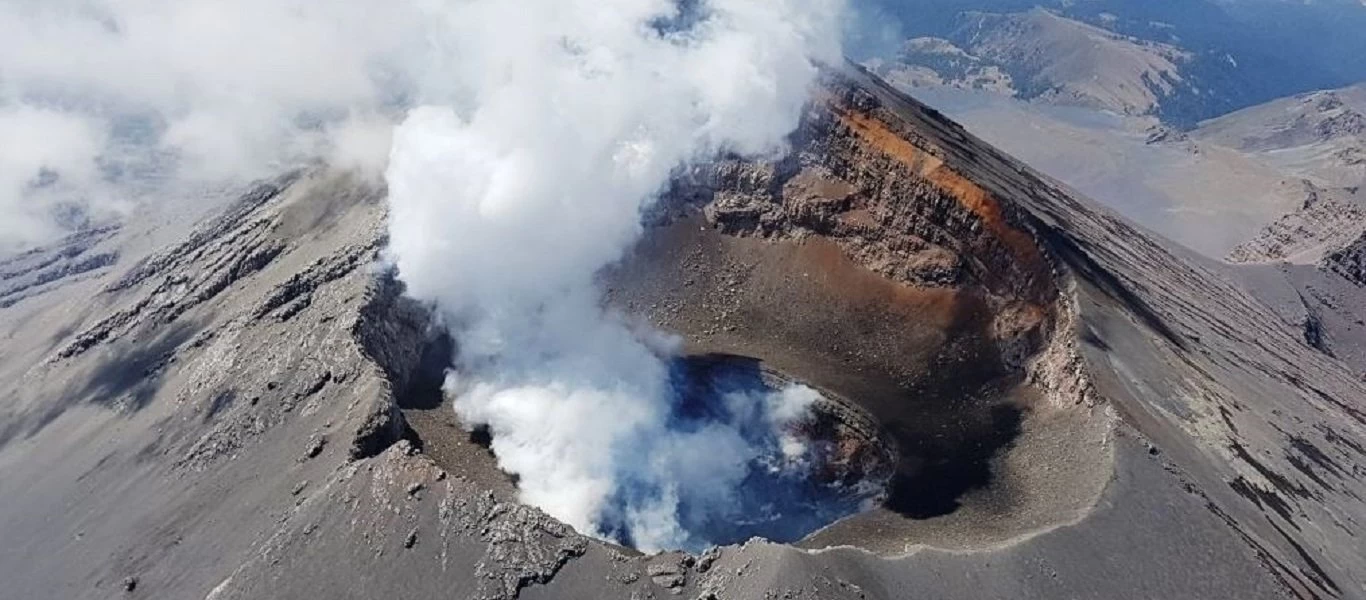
[[383, 0, 854, 551]]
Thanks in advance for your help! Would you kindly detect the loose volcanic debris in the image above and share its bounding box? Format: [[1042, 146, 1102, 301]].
[[472, 502, 590, 600], [647, 559, 687, 591]]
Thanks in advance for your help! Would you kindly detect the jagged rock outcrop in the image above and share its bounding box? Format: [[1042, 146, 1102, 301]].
[[0, 225, 120, 309], [1227, 183, 1366, 265], [1323, 231, 1366, 287]]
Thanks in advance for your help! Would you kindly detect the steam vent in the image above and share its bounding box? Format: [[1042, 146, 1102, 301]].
[[3, 63, 1366, 600]]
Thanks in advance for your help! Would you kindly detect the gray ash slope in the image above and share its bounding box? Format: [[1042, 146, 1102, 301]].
[[1, 64, 1364, 600]]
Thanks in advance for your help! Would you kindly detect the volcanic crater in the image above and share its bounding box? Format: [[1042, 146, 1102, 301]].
[[390, 68, 1116, 556]]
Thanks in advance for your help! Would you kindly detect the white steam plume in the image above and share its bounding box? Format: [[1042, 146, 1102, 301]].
[[384, 0, 844, 552]]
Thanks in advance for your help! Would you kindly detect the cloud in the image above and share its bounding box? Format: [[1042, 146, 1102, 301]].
[[0, 0, 426, 250], [0, 105, 113, 248]]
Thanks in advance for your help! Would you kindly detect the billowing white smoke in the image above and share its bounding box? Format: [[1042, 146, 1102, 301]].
[[384, 0, 845, 551]]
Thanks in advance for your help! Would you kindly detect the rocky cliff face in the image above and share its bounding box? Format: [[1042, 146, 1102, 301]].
[[1323, 232, 1366, 288], [1228, 183, 1366, 265], [1, 64, 1364, 600]]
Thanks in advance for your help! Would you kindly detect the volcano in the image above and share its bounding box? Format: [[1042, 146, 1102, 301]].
[[1, 64, 1364, 600]]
